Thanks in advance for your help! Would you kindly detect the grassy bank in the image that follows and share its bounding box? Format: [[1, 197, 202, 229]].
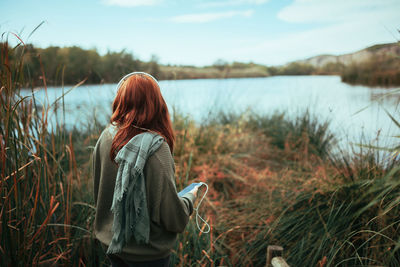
[[341, 54, 400, 87], [2, 39, 400, 266], [172, 111, 400, 266], [160, 62, 270, 80]]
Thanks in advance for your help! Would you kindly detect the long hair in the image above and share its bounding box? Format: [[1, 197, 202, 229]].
[[109, 73, 175, 162]]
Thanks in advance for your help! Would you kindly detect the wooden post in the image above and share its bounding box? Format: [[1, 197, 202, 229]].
[[271, 257, 290, 267], [266, 245, 283, 267]]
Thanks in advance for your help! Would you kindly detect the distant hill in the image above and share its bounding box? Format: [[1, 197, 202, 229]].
[[294, 43, 400, 68], [287, 42, 400, 87]]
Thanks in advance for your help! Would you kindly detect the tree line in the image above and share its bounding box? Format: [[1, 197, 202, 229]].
[[5, 43, 161, 86], [3, 42, 399, 87]]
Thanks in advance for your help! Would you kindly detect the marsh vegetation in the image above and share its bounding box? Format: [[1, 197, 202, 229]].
[[1, 38, 400, 266]]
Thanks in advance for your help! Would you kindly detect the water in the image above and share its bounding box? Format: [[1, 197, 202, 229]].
[[21, 75, 400, 147]]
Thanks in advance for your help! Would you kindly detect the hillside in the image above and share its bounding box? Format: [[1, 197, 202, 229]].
[[295, 43, 400, 68]]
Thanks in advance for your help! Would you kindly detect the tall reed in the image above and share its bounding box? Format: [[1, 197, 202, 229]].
[[1, 36, 106, 266]]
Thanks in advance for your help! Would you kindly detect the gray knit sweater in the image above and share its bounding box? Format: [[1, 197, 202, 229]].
[[92, 125, 195, 261]]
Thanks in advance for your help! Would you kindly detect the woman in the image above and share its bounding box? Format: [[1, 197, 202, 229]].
[[92, 72, 198, 267]]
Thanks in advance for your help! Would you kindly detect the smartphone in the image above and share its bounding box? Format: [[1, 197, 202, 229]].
[[178, 182, 204, 197]]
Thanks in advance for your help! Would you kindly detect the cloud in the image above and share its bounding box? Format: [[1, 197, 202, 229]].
[[278, 0, 400, 23], [225, 17, 399, 65], [103, 0, 162, 7], [199, 0, 269, 8], [171, 10, 254, 23], [237, 0, 400, 64]]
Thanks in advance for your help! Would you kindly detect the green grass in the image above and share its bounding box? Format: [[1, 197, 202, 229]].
[[239, 166, 400, 266]]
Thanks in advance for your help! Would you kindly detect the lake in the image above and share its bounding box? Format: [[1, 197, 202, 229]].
[[22, 75, 400, 148]]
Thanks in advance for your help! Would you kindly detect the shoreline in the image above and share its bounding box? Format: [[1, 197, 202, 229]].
[[21, 74, 400, 90]]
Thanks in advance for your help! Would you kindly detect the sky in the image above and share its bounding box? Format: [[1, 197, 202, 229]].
[[1, 0, 399, 66]]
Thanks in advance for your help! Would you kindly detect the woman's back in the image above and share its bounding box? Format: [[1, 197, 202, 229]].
[[93, 125, 195, 262]]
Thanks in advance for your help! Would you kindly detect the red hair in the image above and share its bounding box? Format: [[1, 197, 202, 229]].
[[109, 73, 175, 162]]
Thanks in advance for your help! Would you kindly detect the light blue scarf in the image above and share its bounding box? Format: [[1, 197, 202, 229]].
[[106, 131, 164, 254]]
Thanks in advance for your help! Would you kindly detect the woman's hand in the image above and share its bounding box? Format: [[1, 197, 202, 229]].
[[189, 186, 199, 197]]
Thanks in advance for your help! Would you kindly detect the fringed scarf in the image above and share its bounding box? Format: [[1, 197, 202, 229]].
[[106, 131, 164, 254]]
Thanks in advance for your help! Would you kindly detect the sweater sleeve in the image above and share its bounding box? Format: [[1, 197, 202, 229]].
[[159, 170, 195, 233], [145, 143, 195, 233]]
